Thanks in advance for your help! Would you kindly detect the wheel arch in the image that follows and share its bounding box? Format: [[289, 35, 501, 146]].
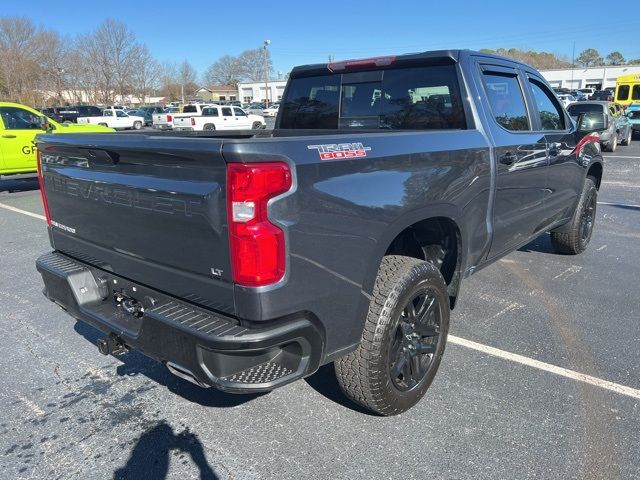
[[363, 206, 466, 310], [586, 158, 603, 189]]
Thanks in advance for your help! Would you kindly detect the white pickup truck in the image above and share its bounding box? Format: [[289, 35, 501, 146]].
[[78, 108, 144, 130], [152, 107, 179, 130], [173, 105, 266, 131]]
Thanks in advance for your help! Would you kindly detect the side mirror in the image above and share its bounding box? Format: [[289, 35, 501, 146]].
[[576, 112, 607, 133]]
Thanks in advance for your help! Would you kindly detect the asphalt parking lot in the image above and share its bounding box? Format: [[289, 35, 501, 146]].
[[0, 139, 639, 479]]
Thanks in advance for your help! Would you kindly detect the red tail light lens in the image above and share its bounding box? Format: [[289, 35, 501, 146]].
[[167, 114, 173, 122], [191, 117, 196, 126], [36, 151, 52, 226], [227, 162, 292, 287]]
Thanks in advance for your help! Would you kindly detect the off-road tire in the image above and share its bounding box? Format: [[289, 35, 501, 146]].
[[334, 255, 450, 416], [550, 177, 597, 255]]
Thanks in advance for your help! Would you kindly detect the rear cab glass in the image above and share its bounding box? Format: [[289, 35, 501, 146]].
[[182, 105, 198, 113], [278, 64, 467, 130]]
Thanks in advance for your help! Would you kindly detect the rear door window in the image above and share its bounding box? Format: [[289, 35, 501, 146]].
[[528, 79, 565, 130], [633, 85, 640, 101], [482, 72, 530, 131], [279, 64, 466, 130], [221, 107, 233, 117]]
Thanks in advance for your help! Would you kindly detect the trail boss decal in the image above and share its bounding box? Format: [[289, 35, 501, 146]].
[[307, 143, 371, 160]]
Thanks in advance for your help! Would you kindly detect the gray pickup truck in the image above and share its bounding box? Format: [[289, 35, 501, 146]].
[[35, 50, 603, 416]]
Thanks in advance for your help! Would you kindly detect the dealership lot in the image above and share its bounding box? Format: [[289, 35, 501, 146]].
[[0, 144, 639, 479]]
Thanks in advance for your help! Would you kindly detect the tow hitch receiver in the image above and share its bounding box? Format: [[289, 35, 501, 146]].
[[97, 334, 128, 356]]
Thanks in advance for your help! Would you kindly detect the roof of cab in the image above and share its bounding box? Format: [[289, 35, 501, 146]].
[[289, 49, 537, 77]]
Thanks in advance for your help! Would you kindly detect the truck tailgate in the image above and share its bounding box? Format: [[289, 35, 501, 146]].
[[173, 116, 192, 128], [37, 133, 235, 314]]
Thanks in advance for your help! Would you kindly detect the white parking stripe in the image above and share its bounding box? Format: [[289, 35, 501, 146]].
[[602, 155, 640, 159], [598, 201, 640, 209], [2, 194, 639, 400], [449, 335, 640, 400], [0, 202, 46, 221]]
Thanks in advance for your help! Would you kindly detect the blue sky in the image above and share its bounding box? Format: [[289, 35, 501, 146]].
[[4, 0, 639, 80]]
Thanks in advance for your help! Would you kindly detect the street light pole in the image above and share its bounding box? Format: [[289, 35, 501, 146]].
[[263, 39, 271, 108]]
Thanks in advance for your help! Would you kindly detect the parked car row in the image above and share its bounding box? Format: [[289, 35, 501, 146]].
[[567, 101, 634, 152]]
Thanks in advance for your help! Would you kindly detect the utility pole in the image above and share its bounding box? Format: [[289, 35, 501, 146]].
[[570, 41, 575, 90], [263, 39, 271, 107]]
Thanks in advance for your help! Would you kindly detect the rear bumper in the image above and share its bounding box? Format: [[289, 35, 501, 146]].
[[36, 252, 324, 392]]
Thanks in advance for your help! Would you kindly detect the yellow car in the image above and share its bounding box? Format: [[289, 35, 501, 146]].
[[0, 102, 114, 176]]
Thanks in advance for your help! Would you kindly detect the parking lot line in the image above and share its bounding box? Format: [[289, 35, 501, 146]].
[[449, 335, 640, 400], [598, 201, 640, 209], [602, 155, 640, 159], [0, 202, 46, 221], [2, 197, 639, 401]]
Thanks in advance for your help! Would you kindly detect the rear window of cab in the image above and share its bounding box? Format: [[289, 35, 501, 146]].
[[279, 65, 467, 130]]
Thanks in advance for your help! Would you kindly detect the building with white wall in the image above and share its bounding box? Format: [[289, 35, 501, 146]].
[[540, 64, 640, 90], [237, 81, 287, 104]]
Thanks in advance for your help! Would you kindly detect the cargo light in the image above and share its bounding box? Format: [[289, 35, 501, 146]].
[[191, 117, 196, 126], [227, 162, 292, 287], [328, 55, 396, 72], [36, 151, 52, 226]]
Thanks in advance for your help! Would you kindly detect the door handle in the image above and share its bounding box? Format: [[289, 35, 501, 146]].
[[548, 142, 562, 157], [1, 134, 17, 138], [499, 152, 517, 165]]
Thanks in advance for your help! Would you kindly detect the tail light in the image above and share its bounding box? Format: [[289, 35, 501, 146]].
[[191, 117, 196, 126], [227, 162, 292, 287], [167, 114, 173, 122], [36, 151, 52, 226]]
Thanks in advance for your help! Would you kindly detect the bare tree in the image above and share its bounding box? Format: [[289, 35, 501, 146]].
[[131, 45, 160, 104], [238, 48, 273, 82], [178, 60, 197, 102], [203, 55, 243, 86], [38, 30, 70, 104], [0, 17, 47, 104]]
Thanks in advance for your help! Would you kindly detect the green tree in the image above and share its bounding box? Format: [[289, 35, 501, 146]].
[[606, 51, 625, 65], [627, 59, 640, 65], [576, 48, 604, 67]]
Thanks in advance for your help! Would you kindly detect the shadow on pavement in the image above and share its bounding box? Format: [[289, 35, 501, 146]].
[[113, 421, 218, 480], [304, 364, 377, 415], [517, 233, 556, 254], [74, 321, 263, 408], [0, 177, 39, 193]]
